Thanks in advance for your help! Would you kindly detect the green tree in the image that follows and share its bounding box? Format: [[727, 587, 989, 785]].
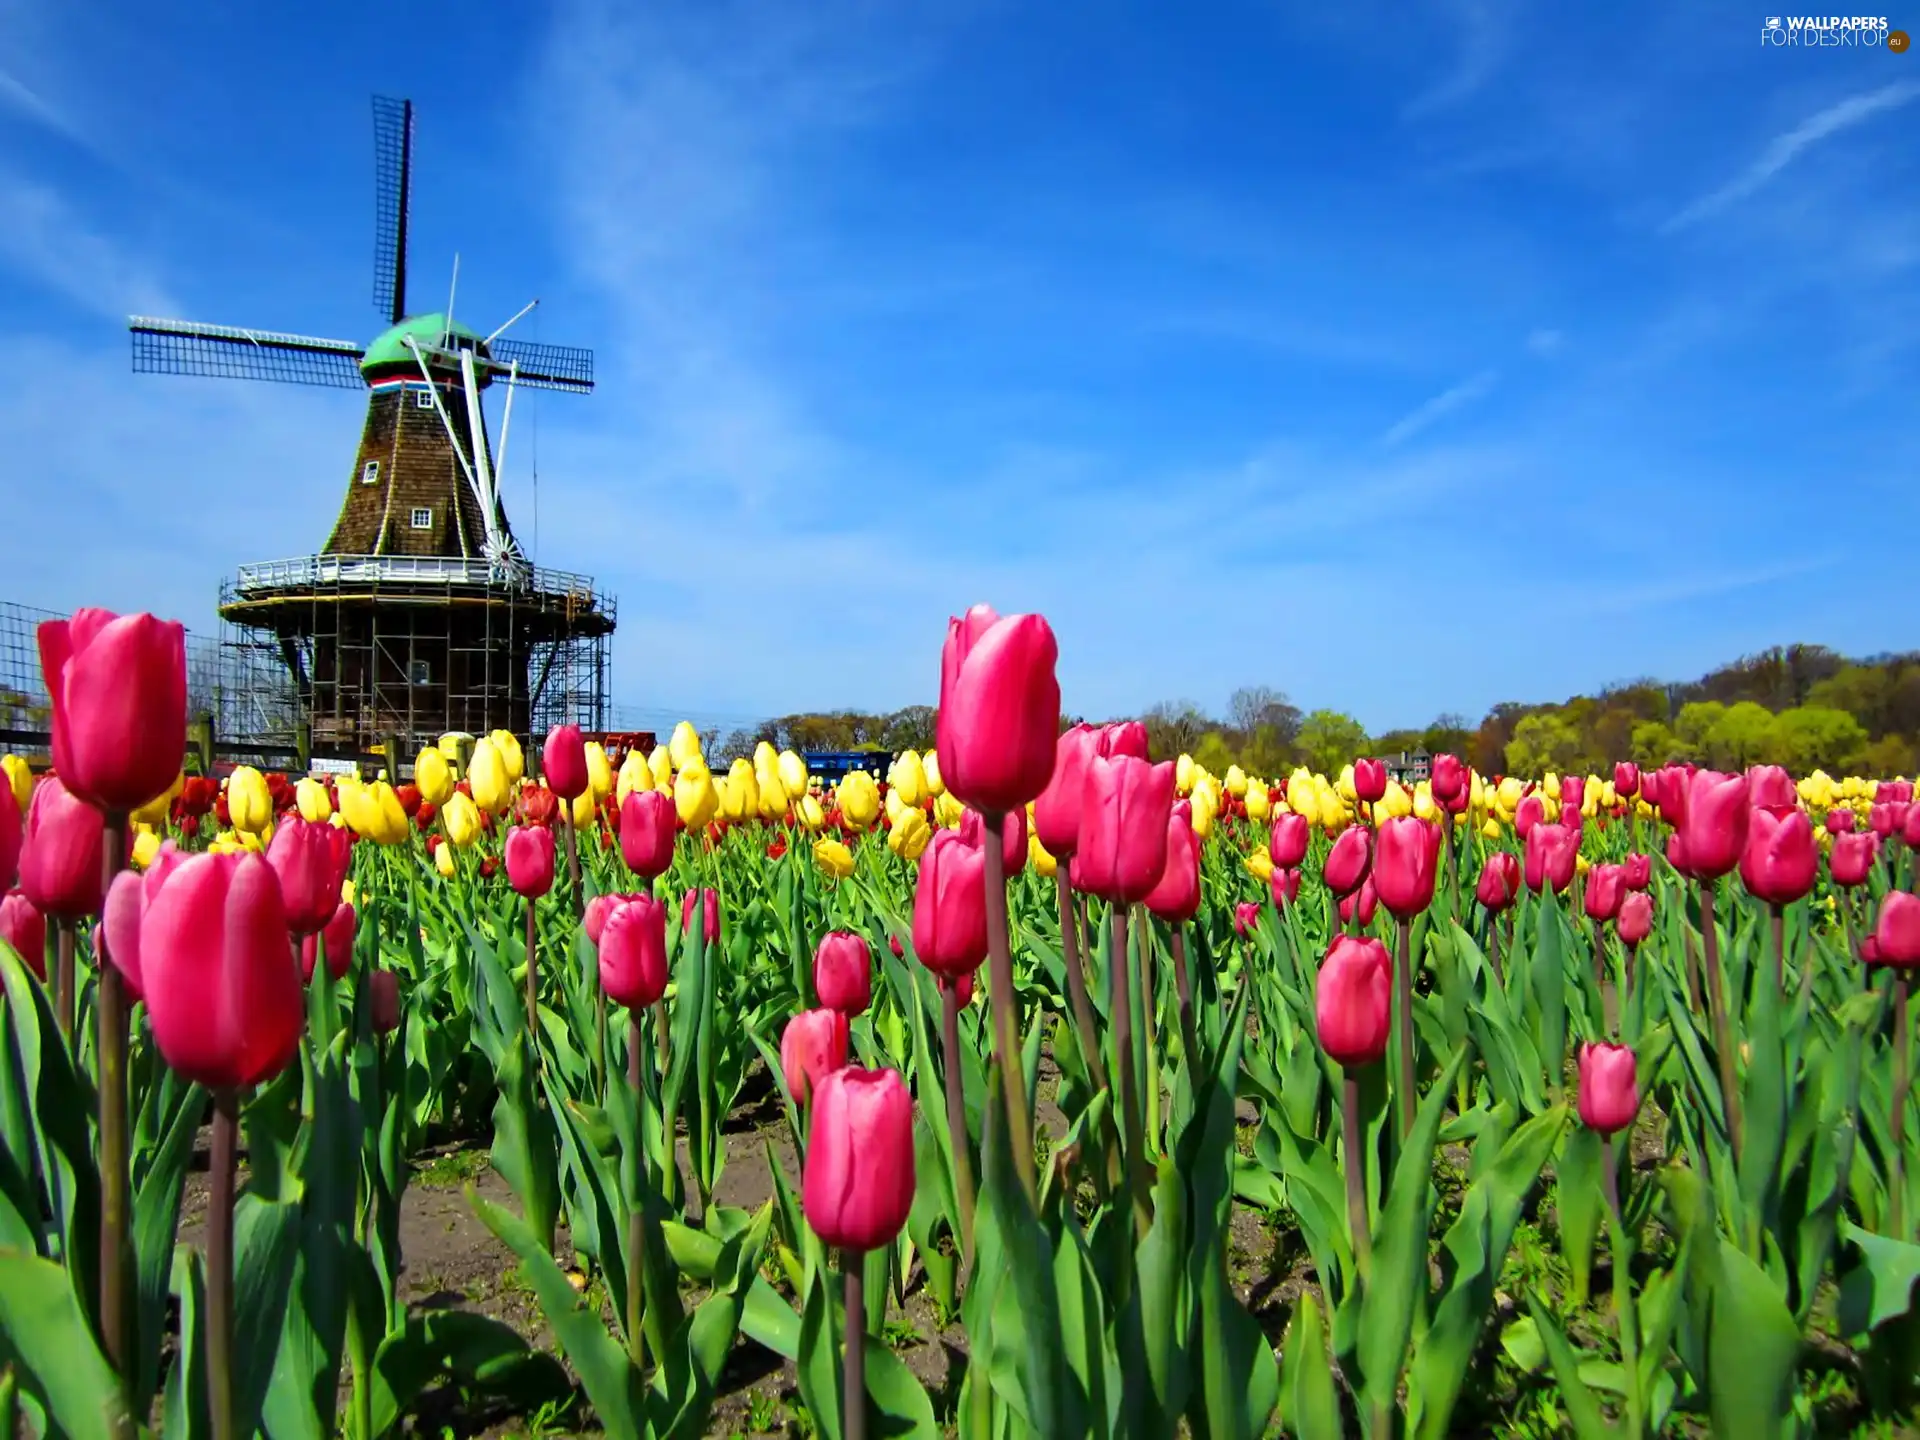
[[1504, 711, 1585, 777], [1704, 700, 1777, 768], [1191, 730, 1239, 777], [1672, 702, 1726, 761], [1296, 709, 1371, 775], [1630, 721, 1682, 768], [1864, 733, 1918, 777], [1766, 706, 1868, 773], [1143, 701, 1209, 761]]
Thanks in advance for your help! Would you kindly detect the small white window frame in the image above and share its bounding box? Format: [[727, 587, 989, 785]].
[[361, 460, 380, 485], [414, 388, 436, 409], [409, 507, 433, 530]]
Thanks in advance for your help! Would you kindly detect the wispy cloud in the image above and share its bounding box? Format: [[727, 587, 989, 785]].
[[0, 171, 178, 316], [1663, 80, 1920, 232], [1554, 554, 1842, 619], [1404, 0, 1513, 118], [1525, 328, 1563, 357], [1379, 369, 1499, 448], [0, 66, 88, 146]]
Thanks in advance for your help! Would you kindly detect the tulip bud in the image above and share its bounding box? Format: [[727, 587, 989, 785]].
[[1739, 805, 1818, 907], [468, 738, 514, 814], [1373, 816, 1441, 920], [19, 776, 105, 920], [369, 967, 402, 1035], [300, 902, 356, 983], [1612, 762, 1640, 799], [38, 609, 187, 814], [674, 763, 721, 831], [887, 806, 933, 861], [837, 770, 881, 830], [1143, 801, 1202, 924], [600, 894, 670, 1009], [813, 837, 855, 881], [505, 826, 556, 899], [801, 1066, 916, 1250], [911, 828, 988, 980], [958, 806, 1025, 878], [1074, 756, 1176, 905], [1269, 867, 1302, 907], [2, 755, 32, 816], [1269, 812, 1310, 870], [1576, 1042, 1639, 1135], [1476, 852, 1520, 912], [1232, 900, 1260, 936], [1430, 754, 1467, 805], [1583, 863, 1627, 922], [1746, 764, 1797, 812], [680, 887, 721, 944], [935, 604, 1061, 816], [541, 725, 589, 801], [1523, 823, 1579, 895], [1677, 770, 1749, 880], [1616, 891, 1654, 947], [619, 790, 677, 879], [1831, 831, 1878, 888], [1323, 826, 1371, 899], [0, 890, 46, 980], [1315, 935, 1392, 1067], [267, 816, 353, 936], [1875, 891, 1920, 968], [781, 1006, 849, 1106], [227, 766, 274, 836], [813, 932, 873, 1016], [1338, 876, 1379, 928], [1352, 758, 1387, 805], [1624, 852, 1652, 891]]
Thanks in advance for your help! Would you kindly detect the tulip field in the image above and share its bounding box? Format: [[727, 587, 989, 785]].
[[7, 609, 1920, 1439]]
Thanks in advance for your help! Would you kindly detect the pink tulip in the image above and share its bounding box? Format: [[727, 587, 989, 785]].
[[935, 604, 1061, 816], [1430, 753, 1467, 805], [505, 826, 556, 899], [1352, 759, 1387, 805], [267, 817, 352, 936], [1074, 755, 1177, 905], [95, 841, 187, 1003], [1233, 900, 1260, 936], [1269, 866, 1303, 908], [1831, 832, 1878, 888], [1514, 794, 1547, 838], [1677, 770, 1749, 880], [1875, 892, 1920, 968], [1323, 826, 1371, 898], [680, 887, 721, 944], [781, 1007, 849, 1107], [814, 932, 873, 1017], [584, 892, 622, 945], [619, 790, 677, 879], [37, 609, 186, 813], [300, 902, 356, 984], [1098, 723, 1150, 761], [1746, 764, 1797, 812], [19, 775, 105, 919], [1523, 823, 1579, 895], [1826, 808, 1857, 835], [1577, 1042, 1639, 1135], [802, 1065, 916, 1249], [1624, 853, 1652, 891], [1613, 762, 1640, 798], [601, 894, 669, 1009], [1269, 812, 1310, 870], [542, 724, 589, 802], [1616, 891, 1654, 947], [369, 968, 402, 1035], [1739, 806, 1818, 907], [1315, 935, 1391, 1067], [912, 828, 988, 980], [0, 784, 17, 893], [959, 807, 1025, 879], [1584, 863, 1626, 922], [1338, 876, 1379, 928], [1143, 802, 1202, 924], [141, 853, 304, 1090], [1476, 852, 1520, 911], [1373, 816, 1440, 920], [0, 890, 45, 980], [1032, 725, 1101, 860]]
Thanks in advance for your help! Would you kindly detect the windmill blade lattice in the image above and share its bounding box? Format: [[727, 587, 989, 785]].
[[372, 95, 413, 324], [129, 318, 367, 389], [489, 337, 594, 393]]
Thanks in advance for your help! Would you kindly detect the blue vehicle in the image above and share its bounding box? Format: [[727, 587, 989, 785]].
[[803, 750, 894, 783]]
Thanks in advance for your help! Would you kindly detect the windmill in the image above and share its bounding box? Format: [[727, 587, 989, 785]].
[[128, 96, 616, 755]]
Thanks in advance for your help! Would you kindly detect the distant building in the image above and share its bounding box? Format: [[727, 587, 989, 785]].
[[1380, 746, 1431, 786]]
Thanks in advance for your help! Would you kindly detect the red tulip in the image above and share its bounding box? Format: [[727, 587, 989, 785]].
[[1576, 1042, 1639, 1135], [680, 887, 721, 944], [267, 817, 352, 936], [935, 604, 1061, 816], [19, 776, 105, 920], [505, 826, 556, 899], [1665, 830, 1693, 878], [780, 1007, 849, 1107], [814, 932, 873, 1017], [95, 842, 188, 1003], [1374, 816, 1441, 920], [959, 807, 1025, 878], [1233, 900, 1260, 936], [1740, 805, 1818, 906], [141, 853, 303, 1090], [1624, 852, 1652, 891], [1352, 759, 1387, 805], [801, 1066, 916, 1250], [300, 902, 356, 984], [1613, 762, 1640, 799], [601, 894, 669, 1009], [1826, 808, 1857, 835], [1584, 863, 1626, 922], [1476, 852, 1520, 911], [943, 970, 974, 1005], [542, 725, 589, 802], [1746, 764, 1797, 812], [1143, 802, 1202, 924], [1032, 724, 1101, 860], [1863, 935, 1882, 965], [1523, 822, 1579, 895], [911, 829, 988, 979], [1677, 770, 1749, 880], [1269, 812, 1310, 870], [0, 786, 17, 893], [0, 890, 46, 980], [1616, 891, 1654, 946], [1269, 867, 1302, 908], [1430, 753, 1467, 804], [1875, 892, 1920, 967], [584, 892, 622, 945], [1562, 776, 1586, 819], [1323, 826, 1371, 898], [1514, 794, 1547, 839], [1074, 755, 1176, 905], [619, 790, 677, 879], [1315, 935, 1391, 1067], [517, 785, 558, 829], [369, 968, 401, 1034], [1905, 807, 1920, 849], [394, 783, 423, 818], [888, 933, 904, 960], [1098, 722, 1150, 761], [37, 609, 186, 813], [1338, 876, 1379, 928], [1870, 803, 1897, 838], [1879, 781, 1914, 805], [1831, 832, 1878, 888]]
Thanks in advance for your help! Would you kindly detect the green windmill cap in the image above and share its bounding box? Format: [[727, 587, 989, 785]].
[[359, 313, 488, 378]]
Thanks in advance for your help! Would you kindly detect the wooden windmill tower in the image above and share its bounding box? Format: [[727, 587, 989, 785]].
[[128, 96, 615, 753]]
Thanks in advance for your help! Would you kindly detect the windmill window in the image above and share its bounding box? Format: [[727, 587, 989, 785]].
[[408, 661, 430, 686], [409, 507, 433, 530], [360, 460, 380, 485], [415, 388, 435, 409]]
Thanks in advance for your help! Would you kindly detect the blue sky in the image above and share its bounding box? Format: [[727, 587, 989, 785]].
[[1, 0, 1915, 735]]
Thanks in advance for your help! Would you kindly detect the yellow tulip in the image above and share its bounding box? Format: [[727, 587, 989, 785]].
[[753, 740, 780, 774], [363, 781, 410, 844], [616, 748, 652, 804], [1245, 849, 1274, 882], [208, 829, 246, 855], [293, 776, 332, 823], [133, 770, 185, 827], [669, 721, 704, 770], [1576, 854, 1591, 878], [921, 749, 945, 797], [934, 791, 967, 828], [777, 749, 809, 798], [675, 761, 720, 830], [1335, 764, 1358, 802], [435, 843, 456, 878], [889, 750, 927, 807], [489, 729, 525, 784], [585, 743, 614, 804], [570, 789, 597, 829], [1469, 773, 1488, 811], [839, 771, 881, 829], [884, 788, 912, 828], [468, 738, 513, 814], [1380, 781, 1413, 819], [724, 759, 759, 821], [814, 837, 856, 881], [1028, 831, 1057, 877], [442, 791, 482, 847], [2, 754, 32, 813], [1190, 782, 1218, 839], [1412, 783, 1439, 822], [227, 766, 273, 834], [648, 746, 674, 790], [415, 747, 455, 806], [797, 794, 826, 830], [1495, 776, 1526, 816], [888, 806, 933, 861], [1245, 785, 1271, 822], [1175, 754, 1196, 794], [1224, 764, 1249, 798], [131, 827, 160, 869], [1482, 817, 1504, 839]]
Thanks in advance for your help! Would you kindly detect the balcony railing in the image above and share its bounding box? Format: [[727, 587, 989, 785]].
[[228, 554, 611, 615]]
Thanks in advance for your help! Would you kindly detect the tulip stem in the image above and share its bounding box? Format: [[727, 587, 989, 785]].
[[1170, 926, 1200, 1080], [979, 815, 1036, 1204], [98, 809, 132, 1431], [1893, 973, 1911, 1242], [1134, 908, 1160, 1151], [1109, 907, 1149, 1236], [561, 813, 582, 912], [941, 982, 977, 1269], [55, 921, 75, 1039], [1698, 883, 1744, 1163], [596, 989, 609, 1105], [208, 1089, 240, 1440], [626, 1014, 649, 1376], [1602, 1139, 1643, 1440], [1394, 917, 1416, 1144], [523, 898, 540, 1042], [842, 1248, 867, 1440], [1053, 872, 1105, 1092], [1485, 907, 1504, 988], [1340, 1069, 1372, 1286], [1770, 904, 1787, 1000]]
